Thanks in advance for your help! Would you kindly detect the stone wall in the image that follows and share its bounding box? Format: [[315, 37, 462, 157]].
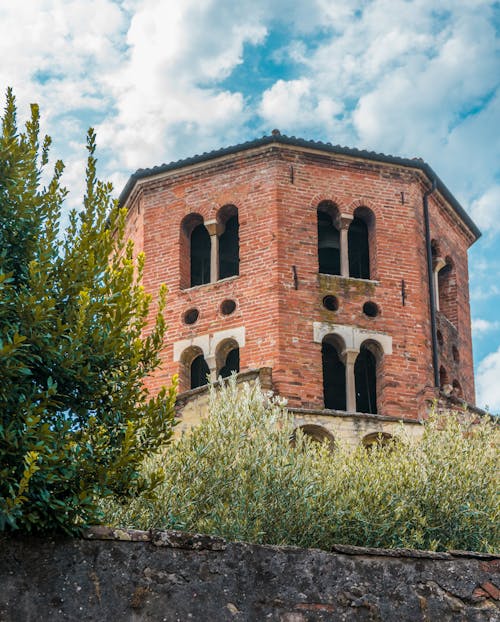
[[1, 528, 498, 621]]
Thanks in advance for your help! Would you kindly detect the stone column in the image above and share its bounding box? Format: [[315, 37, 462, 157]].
[[342, 348, 358, 412], [206, 354, 217, 383], [205, 220, 223, 283], [433, 256, 446, 311], [339, 214, 353, 278]]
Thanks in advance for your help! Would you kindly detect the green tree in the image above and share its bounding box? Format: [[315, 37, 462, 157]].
[[0, 89, 176, 533]]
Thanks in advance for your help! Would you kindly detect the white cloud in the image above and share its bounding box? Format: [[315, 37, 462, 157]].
[[259, 79, 343, 132], [472, 318, 500, 336], [476, 347, 500, 413], [470, 186, 500, 239]]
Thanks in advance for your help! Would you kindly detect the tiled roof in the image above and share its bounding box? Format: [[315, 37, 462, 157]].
[[118, 132, 480, 239]]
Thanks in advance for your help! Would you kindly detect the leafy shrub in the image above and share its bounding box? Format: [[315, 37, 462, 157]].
[[103, 377, 499, 553], [0, 90, 176, 534]]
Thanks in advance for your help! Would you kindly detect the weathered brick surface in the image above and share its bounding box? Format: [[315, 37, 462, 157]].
[[1, 531, 498, 621], [123, 143, 477, 422]]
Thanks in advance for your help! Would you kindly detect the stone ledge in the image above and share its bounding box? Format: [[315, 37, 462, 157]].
[[82, 527, 499, 560]]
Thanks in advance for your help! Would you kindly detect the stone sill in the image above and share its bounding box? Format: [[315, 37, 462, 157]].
[[318, 273, 379, 286], [291, 406, 421, 425], [179, 274, 239, 293]]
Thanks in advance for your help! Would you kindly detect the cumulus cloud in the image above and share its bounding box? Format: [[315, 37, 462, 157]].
[[472, 318, 500, 336], [476, 348, 500, 413], [259, 79, 343, 132], [470, 186, 500, 239]]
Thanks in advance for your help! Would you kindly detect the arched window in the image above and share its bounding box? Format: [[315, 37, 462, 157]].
[[219, 347, 240, 379], [218, 206, 239, 279], [362, 432, 393, 448], [322, 337, 346, 410], [348, 217, 370, 279], [438, 257, 457, 325], [190, 224, 211, 287], [354, 344, 377, 414], [294, 425, 335, 451], [190, 354, 210, 389], [439, 365, 448, 389], [317, 202, 340, 275]]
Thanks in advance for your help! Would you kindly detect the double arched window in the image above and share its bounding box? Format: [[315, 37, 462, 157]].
[[181, 206, 239, 289], [317, 203, 374, 279], [321, 336, 382, 414]]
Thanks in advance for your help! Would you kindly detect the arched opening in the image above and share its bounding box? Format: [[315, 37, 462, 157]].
[[218, 205, 239, 280], [438, 257, 457, 325], [322, 336, 346, 411], [362, 432, 393, 448], [439, 365, 448, 389], [216, 338, 240, 379], [317, 201, 340, 276], [294, 425, 335, 451], [348, 216, 370, 279], [354, 344, 378, 414], [190, 354, 210, 389], [219, 348, 240, 379], [190, 223, 211, 287]]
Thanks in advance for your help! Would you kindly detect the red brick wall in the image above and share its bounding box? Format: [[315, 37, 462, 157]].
[[123, 145, 476, 416]]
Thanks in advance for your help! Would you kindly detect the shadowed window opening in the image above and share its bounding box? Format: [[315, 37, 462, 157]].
[[363, 301, 379, 317], [220, 299, 236, 315], [183, 308, 199, 325], [452, 345, 459, 363], [322, 340, 346, 411], [190, 224, 211, 286], [322, 295, 339, 311], [219, 348, 240, 379], [219, 214, 239, 279], [439, 365, 448, 389], [317, 209, 340, 275], [348, 217, 370, 279], [190, 354, 210, 389], [355, 346, 377, 414], [437, 330, 444, 346]]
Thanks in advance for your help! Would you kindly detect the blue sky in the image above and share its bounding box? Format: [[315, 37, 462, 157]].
[[1, 0, 499, 410]]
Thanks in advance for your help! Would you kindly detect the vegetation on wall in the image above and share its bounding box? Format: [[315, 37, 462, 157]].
[[0, 90, 176, 534], [104, 377, 499, 553]]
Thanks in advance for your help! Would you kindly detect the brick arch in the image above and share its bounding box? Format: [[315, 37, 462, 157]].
[[309, 193, 345, 211], [345, 197, 378, 214]]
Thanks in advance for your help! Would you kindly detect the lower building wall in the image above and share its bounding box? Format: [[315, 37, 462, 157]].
[[1, 529, 498, 621], [173, 368, 424, 446]]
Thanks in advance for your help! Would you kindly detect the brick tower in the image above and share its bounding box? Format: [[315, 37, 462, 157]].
[[120, 133, 481, 445]]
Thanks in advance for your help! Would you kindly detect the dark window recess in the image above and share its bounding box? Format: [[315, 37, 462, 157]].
[[354, 347, 377, 414], [323, 295, 339, 311], [439, 365, 448, 388], [183, 308, 199, 325], [317, 210, 340, 275], [322, 341, 346, 410], [363, 301, 379, 317], [220, 299, 236, 315], [190, 354, 210, 389], [348, 217, 370, 279], [437, 330, 444, 346], [219, 214, 239, 279], [190, 224, 211, 286], [219, 348, 240, 379], [452, 345, 460, 363]]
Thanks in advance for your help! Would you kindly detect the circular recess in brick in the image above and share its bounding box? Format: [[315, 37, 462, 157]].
[[363, 301, 379, 317], [183, 308, 199, 325], [322, 295, 339, 312], [437, 330, 444, 346], [220, 299, 237, 315], [452, 345, 460, 363]]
